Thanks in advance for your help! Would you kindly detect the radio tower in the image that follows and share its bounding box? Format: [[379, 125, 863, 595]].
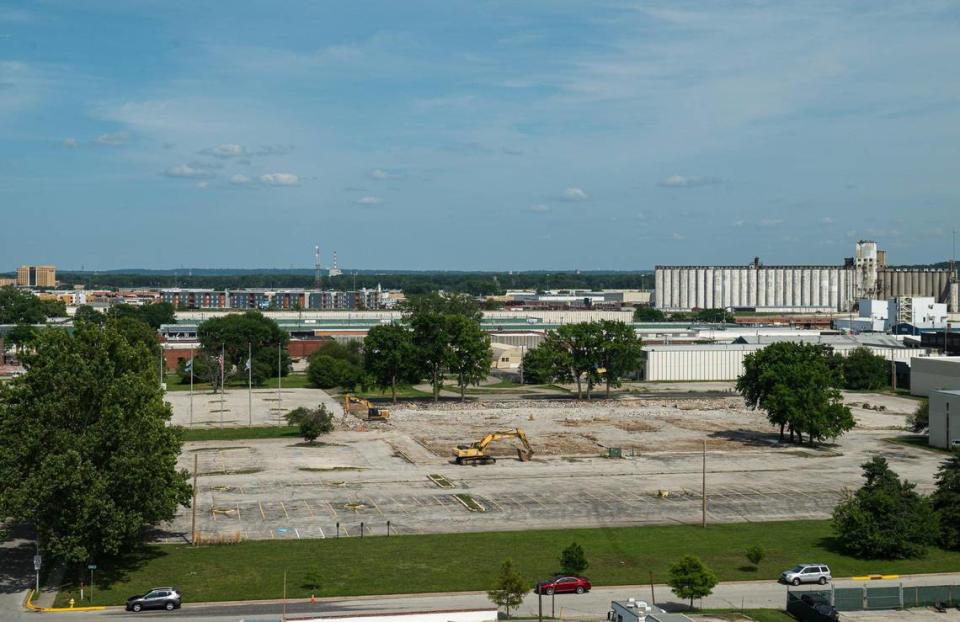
[[329, 251, 342, 278], [314, 245, 322, 289]]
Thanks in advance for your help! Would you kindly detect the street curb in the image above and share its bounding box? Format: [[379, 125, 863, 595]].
[[23, 590, 107, 613]]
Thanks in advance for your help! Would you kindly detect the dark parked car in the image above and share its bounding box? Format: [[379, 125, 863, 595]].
[[534, 576, 592, 595], [125, 587, 182, 612]]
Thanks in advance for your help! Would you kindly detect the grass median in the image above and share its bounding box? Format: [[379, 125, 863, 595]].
[[53, 519, 960, 607], [179, 426, 301, 442]]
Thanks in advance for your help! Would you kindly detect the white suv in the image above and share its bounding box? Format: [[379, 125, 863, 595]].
[[780, 564, 832, 586]]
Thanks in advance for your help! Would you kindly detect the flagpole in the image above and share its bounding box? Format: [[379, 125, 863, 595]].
[[220, 344, 225, 429], [277, 341, 282, 426], [189, 348, 194, 427], [248, 342, 253, 427]]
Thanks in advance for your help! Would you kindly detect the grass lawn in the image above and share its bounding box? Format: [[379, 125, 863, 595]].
[[164, 373, 312, 392], [349, 386, 435, 400], [179, 426, 301, 442], [53, 520, 960, 607]]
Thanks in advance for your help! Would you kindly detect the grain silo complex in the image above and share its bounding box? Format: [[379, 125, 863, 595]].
[[655, 241, 957, 313]]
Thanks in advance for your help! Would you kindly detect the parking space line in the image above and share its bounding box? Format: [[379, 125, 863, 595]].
[[317, 525, 325, 539], [295, 528, 301, 539], [280, 501, 290, 520], [258, 501, 266, 521], [367, 497, 385, 518], [236, 502, 241, 520], [323, 499, 338, 518], [303, 499, 316, 517]]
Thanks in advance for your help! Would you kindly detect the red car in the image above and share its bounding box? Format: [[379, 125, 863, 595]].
[[534, 576, 592, 595]]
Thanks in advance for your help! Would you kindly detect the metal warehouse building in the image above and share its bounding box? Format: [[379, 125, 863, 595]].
[[645, 340, 940, 382], [911, 357, 960, 397]]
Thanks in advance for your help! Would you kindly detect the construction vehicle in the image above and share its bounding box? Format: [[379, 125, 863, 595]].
[[453, 428, 533, 464], [342, 394, 391, 422]]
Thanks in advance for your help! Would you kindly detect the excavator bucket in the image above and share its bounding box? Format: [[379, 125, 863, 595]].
[[517, 448, 532, 462]]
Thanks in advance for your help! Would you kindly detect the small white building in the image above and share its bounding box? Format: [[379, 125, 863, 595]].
[[609, 600, 694, 622], [888, 296, 948, 329], [929, 390, 960, 449], [911, 357, 960, 397]]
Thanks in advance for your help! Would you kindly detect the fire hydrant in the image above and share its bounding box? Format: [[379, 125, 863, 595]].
[[69, 598, 75, 608]]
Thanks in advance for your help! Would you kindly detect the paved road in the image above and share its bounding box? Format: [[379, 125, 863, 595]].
[[7, 572, 960, 622]]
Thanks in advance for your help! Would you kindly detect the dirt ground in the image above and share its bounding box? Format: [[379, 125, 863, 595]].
[[161, 387, 939, 544]]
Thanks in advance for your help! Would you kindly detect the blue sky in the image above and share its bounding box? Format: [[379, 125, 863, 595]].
[[1, 1, 959, 271]]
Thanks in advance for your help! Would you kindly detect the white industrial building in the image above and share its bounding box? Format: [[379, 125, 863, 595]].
[[911, 357, 960, 397], [645, 337, 938, 382], [929, 390, 960, 449]]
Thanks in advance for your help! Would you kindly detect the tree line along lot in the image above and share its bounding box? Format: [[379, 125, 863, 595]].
[[54, 520, 960, 607]]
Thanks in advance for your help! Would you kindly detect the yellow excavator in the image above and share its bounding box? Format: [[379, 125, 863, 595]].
[[453, 428, 534, 465], [342, 394, 391, 422]]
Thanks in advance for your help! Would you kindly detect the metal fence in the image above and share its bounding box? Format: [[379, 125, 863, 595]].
[[789, 584, 960, 612]]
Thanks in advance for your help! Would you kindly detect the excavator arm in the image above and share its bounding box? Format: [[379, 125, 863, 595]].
[[454, 428, 533, 464]]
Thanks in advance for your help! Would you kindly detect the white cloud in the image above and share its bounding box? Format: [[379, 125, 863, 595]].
[[230, 174, 254, 186], [260, 173, 300, 186], [759, 218, 783, 227], [658, 175, 721, 188], [671, 232, 686, 240], [370, 168, 402, 180], [95, 131, 129, 146], [254, 144, 293, 156], [356, 196, 382, 206], [63, 138, 77, 148], [561, 187, 588, 201], [202, 143, 246, 158], [529, 204, 550, 213], [163, 164, 215, 179], [195, 181, 209, 190], [821, 216, 834, 224]]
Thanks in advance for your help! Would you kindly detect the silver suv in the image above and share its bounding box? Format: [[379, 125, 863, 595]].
[[125, 587, 182, 612], [780, 564, 832, 586]]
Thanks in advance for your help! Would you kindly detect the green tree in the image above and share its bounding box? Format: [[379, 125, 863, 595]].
[[832, 456, 938, 559], [73, 305, 105, 326], [307, 355, 354, 389], [487, 559, 529, 618], [932, 454, 960, 550], [285, 404, 334, 443], [559, 541, 589, 575], [909, 399, 929, 433], [107, 302, 175, 329], [0, 286, 66, 324], [554, 322, 604, 399], [0, 324, 191, 563], [402, 292, 482, 322], [745, 545, 765, 568], [363, 324, 420, 402], [667, 555, 719, 609], [596, 320, 643, 397], [842, 347, 890, 390], [633, 306, 666, 322], [737, 342, 854, 444], [521, 339, 572, 385], [7, 323, 38, 354], [446, 315, 492, 401], [108, 316, 160, 356], [409, 311, 448, 401], [197, 311, 290, 387], [693, 308, 734, 323]]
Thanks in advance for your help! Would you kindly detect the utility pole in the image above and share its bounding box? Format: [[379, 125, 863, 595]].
[[701, 440, 707, 528], [248, 342, 253, 427], [191, 453, 198, 546], [282, 570, 288, 622]]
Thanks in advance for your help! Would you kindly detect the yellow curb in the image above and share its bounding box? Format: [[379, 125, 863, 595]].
[[851, 574, 900, 581], [24, 590, 106, 613]]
